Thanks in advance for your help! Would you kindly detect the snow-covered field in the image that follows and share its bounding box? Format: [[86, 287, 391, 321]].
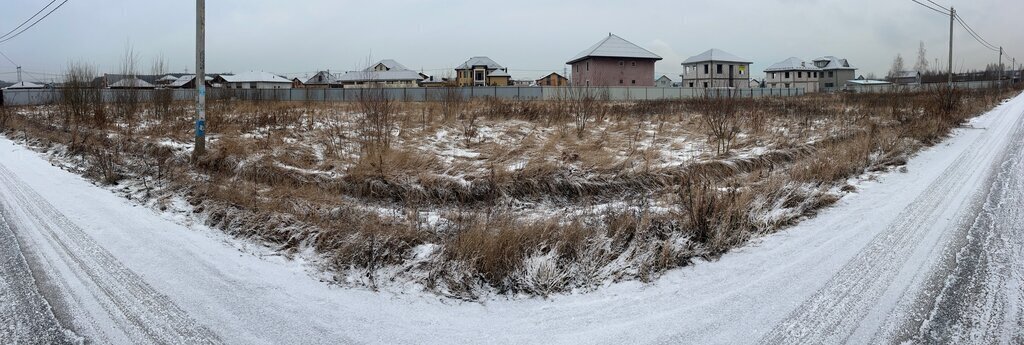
[[1, 91, 1022, 344]]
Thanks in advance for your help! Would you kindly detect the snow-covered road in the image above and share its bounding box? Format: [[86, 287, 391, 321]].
[[2, 92, 1024, 344]]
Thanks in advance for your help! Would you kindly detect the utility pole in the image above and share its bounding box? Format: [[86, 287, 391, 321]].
[[998, 46, 1003, 89], [16, 66, 22, 84], [194, 0, 206, 158], [948, 7, 955, 89]]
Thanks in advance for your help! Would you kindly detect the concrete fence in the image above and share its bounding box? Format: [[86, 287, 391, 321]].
[[2, 86, 807, 107]]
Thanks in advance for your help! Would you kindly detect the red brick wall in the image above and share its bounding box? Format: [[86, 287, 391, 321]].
[[570, 57, 657, 87]]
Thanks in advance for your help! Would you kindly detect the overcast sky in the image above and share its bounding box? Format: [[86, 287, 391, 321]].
[[1, 0, 1021, 83]]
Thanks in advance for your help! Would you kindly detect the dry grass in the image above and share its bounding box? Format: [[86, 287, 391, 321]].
[[2, 83, 1020, 298]]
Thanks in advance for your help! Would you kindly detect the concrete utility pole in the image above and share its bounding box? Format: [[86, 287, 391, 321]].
[[194, 0, 206, 158], [948, 7, 955, 89], [998, 46, 1003, 89]]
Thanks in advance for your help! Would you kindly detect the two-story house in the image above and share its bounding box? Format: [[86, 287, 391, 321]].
[[455, 57, 510, 86], [813, 56, 857, 90], [764, 57, 822, 92], [681, 49, 752, 88], [566, 33, 662, 87]]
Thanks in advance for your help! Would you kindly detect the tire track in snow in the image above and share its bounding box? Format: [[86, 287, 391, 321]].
[[760, 101, 1024, 344], [0, 163, 221, 344], [895, 109, 1024, 344]]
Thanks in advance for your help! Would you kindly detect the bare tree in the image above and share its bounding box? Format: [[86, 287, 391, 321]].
[[112, 42, 141, 135], [151, 53, 173, 122], [356, 56, 396, 175], [914, 41, 929, 73], [888, 54, 905, 81], [59, 61, 102, 149]]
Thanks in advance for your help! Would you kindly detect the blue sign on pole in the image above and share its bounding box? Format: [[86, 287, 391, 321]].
[[196, 119, 205, 137]]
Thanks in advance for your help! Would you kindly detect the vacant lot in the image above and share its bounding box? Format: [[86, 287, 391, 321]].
[[1, 85, 1018, 299]]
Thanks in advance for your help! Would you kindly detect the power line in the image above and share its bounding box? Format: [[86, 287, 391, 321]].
[[0, 0, 58, 40], [0, 0, 70, 45], [0, 50, 17, 66], [909, 0, 949, 16], [923, 0, 948, 11], [955, 14, 1000, 51]]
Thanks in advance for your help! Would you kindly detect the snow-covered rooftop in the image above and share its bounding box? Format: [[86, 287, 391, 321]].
[[567, 33, 662, 64], [222, 71, 291, 83], [765, 57, 821, 72], [169, 75, 213, 88], [368, 59, 411, 72], [109, 78, 155, 88], [488, 68, 510, 77], [814, 56, 856, 70], [336, 70, 424, 82], [683, 49, 752, 64], [2, 81, 44, 89], [305, 71, 339, 85], [456, 56, 503, 70]]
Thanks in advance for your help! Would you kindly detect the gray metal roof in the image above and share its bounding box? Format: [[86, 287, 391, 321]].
[[456, 56, 503, 70], [367, 59, 410, 72], [305, 71, 339, 85], [109, 78, 156, 88], [169, 75, 213, 88], [222, 71, 292, 83], [764, 57, 821, 72], [682, 49, 752, 64], [336, 70, 424, 82], [814, 56, 856, 70], [488, 68, 510, 77], [567, 33, 662, 64], [2, 81, 44, 89]]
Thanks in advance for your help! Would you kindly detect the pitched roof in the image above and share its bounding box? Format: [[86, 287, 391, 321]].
[[221, 71, 292, 83], [894, 70, 920, 78], [456, 56, 503, 70], [367, 59, 410, 72], [305, 71, 339, 85], [764, 57, 821, 72], [814, 56, 856, 70], [157, 75, 180, 82], [169, 75, 213, 88], [657, 75, 673, 81], [682, 49, 751, 64], [109, 78, 155, 88], [535, 72, 566, 81], [336, 70, 424, 82], [567, 33, 662, 64], [488, 68, 510, 77], [2, 81, 44, 89]]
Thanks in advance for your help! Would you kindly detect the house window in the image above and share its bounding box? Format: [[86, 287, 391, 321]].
[[631, 80, 636, 84], [619, 79, 623, 84], [587, 62, 590, 71], [716, 64, 723, 74], [785, 83, 790, 88], [828, 71, 834, 78], [771, 72, 775, 79], [631, 61, 636, 67], [250, 82, 257, 89], [798, 72, 803, 78], [704, 64, 709, 74], [703, 82, 708, 88], [618, 61, 624, 66], [689, 82, 694, 87], [784, 72, 790, 79], [825, 82, 835, 87]]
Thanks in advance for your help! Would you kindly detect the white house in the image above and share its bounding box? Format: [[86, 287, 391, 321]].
[[222, 71, 293, 89], [680, 49, 752, 88], [655, 75, 673, 88], [764, 57, 821, 92]]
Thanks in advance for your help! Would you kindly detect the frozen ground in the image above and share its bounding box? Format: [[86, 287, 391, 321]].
[[2, 92, 1024, 344]]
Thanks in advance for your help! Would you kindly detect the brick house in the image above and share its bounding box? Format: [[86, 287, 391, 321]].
[[536, 72, 569, 86], [567, 33, 662, 87]]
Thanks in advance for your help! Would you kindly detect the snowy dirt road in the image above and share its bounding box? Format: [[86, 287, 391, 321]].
[[2, 92, 1024, 345]]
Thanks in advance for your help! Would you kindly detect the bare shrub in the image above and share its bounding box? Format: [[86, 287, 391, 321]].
[[356, 86, 396, 176], [696, 90, 742, 156]]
